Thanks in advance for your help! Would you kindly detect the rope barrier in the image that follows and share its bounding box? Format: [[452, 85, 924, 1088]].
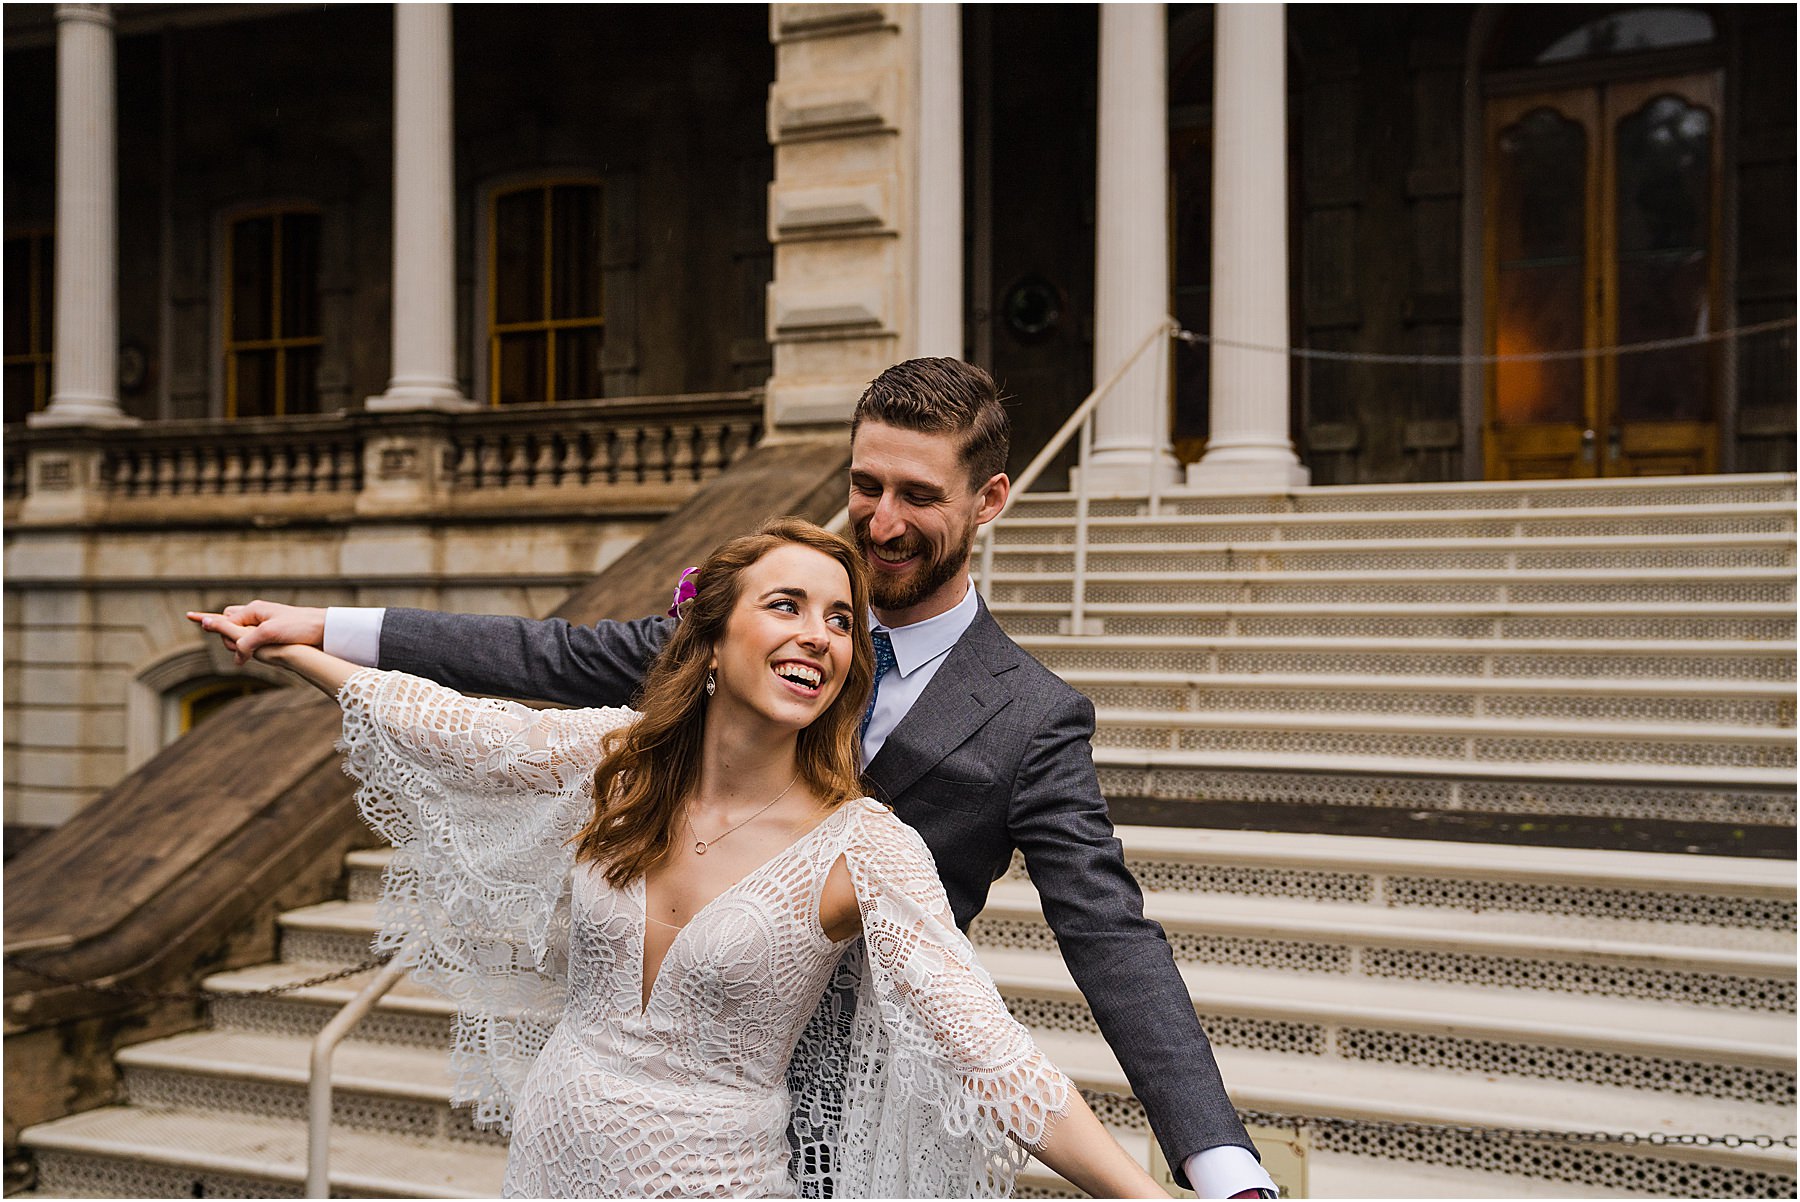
[[1174, 315, 1796, 365]]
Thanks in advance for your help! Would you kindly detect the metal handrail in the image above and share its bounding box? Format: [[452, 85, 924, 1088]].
[[306, 949, 412, 1198], [978, 318, 1175, 619]]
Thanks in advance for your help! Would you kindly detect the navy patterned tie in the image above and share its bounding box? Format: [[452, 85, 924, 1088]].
[[859, 630, 898, 743]]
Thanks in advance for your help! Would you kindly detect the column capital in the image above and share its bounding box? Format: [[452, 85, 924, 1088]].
[[53, 4, 113, 29]]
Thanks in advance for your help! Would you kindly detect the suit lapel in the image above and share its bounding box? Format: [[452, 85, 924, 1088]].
[[864, 604, 1019, 801]]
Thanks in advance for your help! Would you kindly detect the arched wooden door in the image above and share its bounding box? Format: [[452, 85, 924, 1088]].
[[1484, 72, 1723, 479]]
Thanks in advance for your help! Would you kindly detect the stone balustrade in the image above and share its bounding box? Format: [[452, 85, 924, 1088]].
[[3, 392, 763, 521]]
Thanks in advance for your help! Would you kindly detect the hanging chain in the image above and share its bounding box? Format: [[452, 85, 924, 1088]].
[[4, 953, 388, 1004], [1236, 1109, 1798, 1151], [1173, 315, 1797, 364]]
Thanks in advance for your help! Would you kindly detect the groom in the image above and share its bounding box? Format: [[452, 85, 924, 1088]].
[[214, 359, 1275, 1198]]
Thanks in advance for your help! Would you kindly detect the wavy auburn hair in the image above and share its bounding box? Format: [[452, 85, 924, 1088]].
[[571, 518, 874, 887]]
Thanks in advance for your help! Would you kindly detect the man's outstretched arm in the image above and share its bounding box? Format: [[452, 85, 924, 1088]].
[[204, 600, 669, 710]]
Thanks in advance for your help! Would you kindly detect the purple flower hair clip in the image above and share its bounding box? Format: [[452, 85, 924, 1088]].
[[668, 566, 700, 620]]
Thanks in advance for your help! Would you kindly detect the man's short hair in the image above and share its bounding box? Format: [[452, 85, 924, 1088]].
[[851, 358, 1011, 490]]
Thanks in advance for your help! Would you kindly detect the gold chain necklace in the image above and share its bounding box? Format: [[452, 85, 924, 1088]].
[[684, 771, 802, 856]]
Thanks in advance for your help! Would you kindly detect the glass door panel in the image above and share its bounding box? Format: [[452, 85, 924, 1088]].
[[1484, 89, 1601, 479], [1603, 73, 1722, 474]]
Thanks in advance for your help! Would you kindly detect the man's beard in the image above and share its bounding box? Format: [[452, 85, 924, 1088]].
[[853, 517, 978, 613]]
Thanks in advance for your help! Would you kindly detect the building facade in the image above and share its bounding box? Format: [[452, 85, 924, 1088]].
[[5, 2, 1795, 832]]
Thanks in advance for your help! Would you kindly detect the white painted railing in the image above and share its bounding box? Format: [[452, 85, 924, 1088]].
[[305, 950, 412, 1198], [977, 318, 1175, 633]]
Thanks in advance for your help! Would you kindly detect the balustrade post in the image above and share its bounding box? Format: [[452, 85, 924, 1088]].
[[356, 414, 457, 516], [18, 438, 110, 524]]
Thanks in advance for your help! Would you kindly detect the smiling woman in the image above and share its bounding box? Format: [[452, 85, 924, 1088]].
[[189, 517, 1165, 1200]]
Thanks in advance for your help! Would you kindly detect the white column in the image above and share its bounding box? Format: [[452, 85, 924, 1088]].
[[369, 2, 470, 411], [1087, 3, 1180, 492], [913, 4, 962, 359], [1188, 3, 1307, 490], [33, 4, 133, 429]]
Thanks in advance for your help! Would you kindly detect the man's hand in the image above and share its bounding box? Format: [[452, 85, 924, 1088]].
[[185, 600, 326, 666]]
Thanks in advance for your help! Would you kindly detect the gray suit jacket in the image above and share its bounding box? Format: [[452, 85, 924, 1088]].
[[381, 601, 1257, 1184]]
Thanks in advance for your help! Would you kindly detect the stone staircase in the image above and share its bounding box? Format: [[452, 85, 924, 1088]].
[[18, 472, 1798, 1197], [19, 834, 1795, 1197], [984, 474, 1796, 839]]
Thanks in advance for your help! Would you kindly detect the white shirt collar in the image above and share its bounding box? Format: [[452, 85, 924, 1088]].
[[872, 577, 980, 677]]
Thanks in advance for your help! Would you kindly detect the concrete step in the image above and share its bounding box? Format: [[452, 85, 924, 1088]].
[[988, 502, 1797, 545], [20, 1105, 504, 1198], [974, 879, 1794, 1005], [1091, 708, 1795, 771], [350, 832, 1796, 944], [981, 567, 1796, 607], [114, 1029, 500, 1147], [1017, 1031, 1797, 1199], [1013, 633, 1796, 684], [171, 965, 1796, 1200], [982, 533, 1795, 577], [270, 901, 1794, 1105], [1003, 475, 1797, 517], [1050, 669, 1796, 729], [991, 602, 1796, 643], [1094, 756, 1795, 827], [982, 948, 1795, 1106]]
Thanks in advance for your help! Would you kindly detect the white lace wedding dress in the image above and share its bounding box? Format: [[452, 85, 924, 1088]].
[[336, 668, 1073, 1198]]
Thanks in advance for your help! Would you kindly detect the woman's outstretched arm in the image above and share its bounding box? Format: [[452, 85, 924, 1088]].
[[189, 611, 359, 695]]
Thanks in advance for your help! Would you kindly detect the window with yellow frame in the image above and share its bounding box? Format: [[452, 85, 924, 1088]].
[[490, 182, 604, 405], [178, 678, 273, 735], [225, 210, 323, 418], [4, 230, 54, 424]]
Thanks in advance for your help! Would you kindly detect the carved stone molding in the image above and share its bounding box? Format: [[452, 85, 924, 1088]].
[[770, 178, 895, 241], [770, 4, 893, 43], [769, 70, 899, 143], [769, 279, 891, 341]]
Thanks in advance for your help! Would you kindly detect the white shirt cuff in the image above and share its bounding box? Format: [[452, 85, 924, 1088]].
[[1185, 1144, 1276, 1198], [324, 606, 386, 667]]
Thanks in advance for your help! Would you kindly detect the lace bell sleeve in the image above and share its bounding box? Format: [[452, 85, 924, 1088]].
[[334, 667, 636, 1129], [831, 801, 1074, 1197]]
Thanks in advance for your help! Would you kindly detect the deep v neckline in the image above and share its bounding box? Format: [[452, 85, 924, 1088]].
[[632, 804, 851, 1015]]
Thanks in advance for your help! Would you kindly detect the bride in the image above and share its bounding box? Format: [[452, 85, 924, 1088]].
[[193, 519, 1164, 1199]]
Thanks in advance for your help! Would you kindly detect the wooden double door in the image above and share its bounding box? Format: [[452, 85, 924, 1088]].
[[1483, 73, 1723, 479]]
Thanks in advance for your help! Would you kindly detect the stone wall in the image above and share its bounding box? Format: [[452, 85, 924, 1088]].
[[3, 393, 762, 831]]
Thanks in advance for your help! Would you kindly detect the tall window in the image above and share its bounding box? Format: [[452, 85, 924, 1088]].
[[4, 231, 54, 424], [490, 182, 603, 405], [225, 210, 322, 418]]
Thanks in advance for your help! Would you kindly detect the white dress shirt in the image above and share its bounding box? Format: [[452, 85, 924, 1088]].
[[859, 577, 980, 769], [322, 594, 1273, 1197]]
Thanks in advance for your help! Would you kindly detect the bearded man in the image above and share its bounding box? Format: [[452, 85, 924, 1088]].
[[205, 358, 1276, 1198]]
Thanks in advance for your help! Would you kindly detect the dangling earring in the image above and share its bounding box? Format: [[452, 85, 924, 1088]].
[[705, 671, 716, 697]]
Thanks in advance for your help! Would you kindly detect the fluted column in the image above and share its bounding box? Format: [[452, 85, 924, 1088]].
[[1188, 3, 1307, 489], [34, 4, 133, 429], [368, 3, 469, 412], [913, 3, 961, 358], [1087, 3, 1180, 492]]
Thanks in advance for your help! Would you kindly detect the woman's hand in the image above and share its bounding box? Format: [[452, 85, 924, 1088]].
[[187, 611, 361, 697]]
